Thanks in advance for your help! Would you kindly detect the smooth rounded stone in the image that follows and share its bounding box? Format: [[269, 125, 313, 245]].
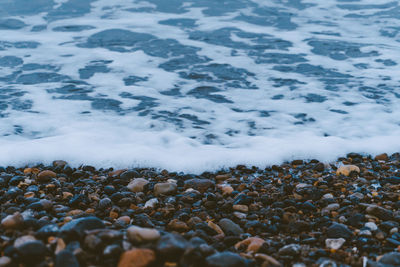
[[205, 252, 249, 267], [313, 162, 325, 172], [336, 165, 360, 176], [127, 178, 149, 192], [53, 160, 68, 168], [322, 193, 334, 200], [98, 198, 112, 210], [0, 256, 11, 267], [233, 212, 246, 219], [377, 252, 400, 266], [184, 178, 215, 193], [37, 170, 56, 182], [218, 218, 243, 236], [36, 224, 60, 238], [233, 204, 248, 213], [144, 198, 159, 209], [322, 203, 340, 215], [103, 244, 123, 258], [84, 234, 102, 250], [120, 170, 141, 181], [382, 177, 400, 185], [118, 248, 155, 267], [127, 225, 160, 243], [14, 235, 36, 248], [1, 212, 24, 229], [350, 192, 364, 200], [359, 229, 372, 237], [325, 238, 345, 250], [255, 254, 282, 267], [60, 216, 105, 240], [366, 205, 393, 221], [220, 184, 234, 195], [154, 182, 177, 196], [278, 244, 301, 256], [365, 222, 378, 231], [16, 240, 47, 264], [208, 221, 224, 235], [380, 221, 399, 232], [326, 223, 353, 240], [55, 249, 79, 267], [390, 227, 399, 234], [375, 153, 389, 161], [235, 237, 265, 253], [156, 233, 188, 261], [167, 219, 189, 232]]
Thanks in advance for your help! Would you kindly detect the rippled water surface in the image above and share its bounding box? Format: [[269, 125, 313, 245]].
[[0, 0, 399, 171]]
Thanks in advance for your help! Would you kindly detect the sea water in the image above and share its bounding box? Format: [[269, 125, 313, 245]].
[[0, 0, 399, 172]]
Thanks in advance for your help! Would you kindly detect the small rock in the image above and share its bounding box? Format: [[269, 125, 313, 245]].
[[375, 153, 389, 161], [154, 182, 177, 196], [208, 221, 224, 236], [325, 238, 345, 250], [184, 178, 215, 193], [55, 249, 79, 267], [14, 235, 36, 248], [365, 222, 378, 231], [37, 170, 56, 182], [359, 229, 372, 237], [0, 257, 11, 267], [322, 193, 334, 200], [167, 219, 189, 232], [127, 225, 160, 243], [156, 233, 188, 261], [255, 253, 282, 267], [127, 178, 149, 192], [366, 205, 393, 221], [205, 252, 248, 267], [279, 244, 301, 256], [326, 223, 353, 240], [16, 240, 47, 264], [218, 218, 243, 236], [144, 198, 158, 209], [235, 237, 265, 253], [1, 212, 24, 229], [379, 252, 400, 265], [336, 165, 360, 176], [220, 184, 234, 195], [60, 216, 105, 240], [233, 204, 248, 213], [322, 203, 340, 215], [118, 249, 155, 267], [98, 198, 112, 210], [233, 212, 246, 219]]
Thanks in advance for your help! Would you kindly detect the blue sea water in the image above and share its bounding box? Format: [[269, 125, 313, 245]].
[[0, 0, 399, 172]]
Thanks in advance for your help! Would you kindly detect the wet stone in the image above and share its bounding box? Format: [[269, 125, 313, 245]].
[[156, 233, 188, 262], [16, 240, 47, 264], [218, 218, 243, 236], [205, 252, 249, 267], [326, 223, 353, 240]]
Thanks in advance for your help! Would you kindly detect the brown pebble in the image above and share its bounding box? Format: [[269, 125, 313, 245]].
[[235, 237, 265, 253], [375, 153, 388, 161], [37, 170, 57, 182], [117, 216, 131, 224], [62, 192, 73, 199], [1, 212, 24, 229], [336, 165, 360, 176], [118, 248, 155, 267], [167, 219, 189, 232]]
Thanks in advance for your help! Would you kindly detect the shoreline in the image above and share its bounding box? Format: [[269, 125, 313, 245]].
[[0, 152, 400, 266]]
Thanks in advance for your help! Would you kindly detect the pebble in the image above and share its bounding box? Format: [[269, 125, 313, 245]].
[[378, 252, 400, 266], [16, 240, 47, 264], [205, 252, 249, 267], [325, 238, 346, 250], [60, 216, 105, 240], [366, 205, 393, 221], [127, 178, 149, 192], [233, 204, 249, 213], [279, 244, 301, 256], [127, 225, 160, 243], [55, 250, 80, 267], [118, 248, 156, 267], [218, 218, 244, 236], [184, 178, 215, 193], [1, 212, 24, 229], [142, 199, 158, 210], [235, 237, 265, 253], [365, 222, 378, 231], [167, 219, 189, 232], [154, 182, 177, 196], [326, 223, 353, 240], [0, 257, 11, 267], [37, 170, 57, 182], [156, 233, 188, 262], [336, 165, 360, 176]]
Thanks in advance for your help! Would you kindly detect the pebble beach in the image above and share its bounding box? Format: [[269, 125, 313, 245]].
[[1, 153, 400, 266]]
